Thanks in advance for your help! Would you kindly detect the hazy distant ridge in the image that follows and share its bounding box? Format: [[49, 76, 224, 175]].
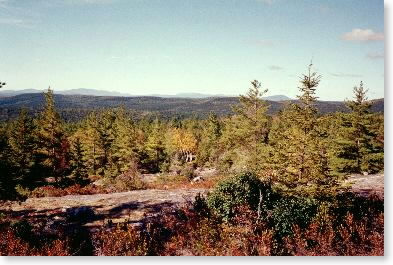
[[0, 88, 292, 101]]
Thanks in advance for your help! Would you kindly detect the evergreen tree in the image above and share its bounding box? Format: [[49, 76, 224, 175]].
[[198, 113, 222, 166], [98, 110, 116, 174], [145, 118, 167, 172], [269, 64, 334, 195], [0, 124, 15, 199], [83, 112, 101, 175], [8, 109, 36, 185], [110, 109, 138, 176], [69, 136, 88, 184], [331, 82, 383, 174], [35, 88, 69, 182], [231, 80, 270, 172]]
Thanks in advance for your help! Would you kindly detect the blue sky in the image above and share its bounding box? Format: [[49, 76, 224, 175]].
[[0, 0, 384, 100]]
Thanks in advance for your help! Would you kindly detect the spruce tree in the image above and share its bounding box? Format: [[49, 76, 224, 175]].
[[8, 109, 36, 185], [198, 113, 222, 166], [331, 82, 383, 174], [270, 64, 334, 195], [83, 112, 101, 175], [110, 109, 138, 176], [0, 124, 15, 199], [35, 88, 68, 182], [232, 80, 270, 172], [69, 136, 88, 184], [145, 118, 167, 172]]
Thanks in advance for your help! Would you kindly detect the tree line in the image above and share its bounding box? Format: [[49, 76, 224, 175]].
[[0, 65, 384, 199]]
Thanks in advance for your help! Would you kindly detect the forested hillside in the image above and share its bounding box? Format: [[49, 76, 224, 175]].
[[0, 93, 384, 121]]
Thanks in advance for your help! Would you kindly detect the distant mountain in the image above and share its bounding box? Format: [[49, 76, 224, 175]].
[[0, 88, 133, 97], [150, 93, 292, 101], [263, 95, 292, 101], [0, 88, 291, 101], [149, 93, 230, 98], [0, 89, 43, 97], [58, 88, 132, 97]]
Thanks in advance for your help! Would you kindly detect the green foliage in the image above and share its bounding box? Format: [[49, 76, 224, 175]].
[[0, 64, 384, 203], [69, 136, 88, 184], [268, 64, 336, 196], [0, 124, 16, 200], [269, 196, 318, 237], [207, 172, 272, 221], [330, 82, 384, 174], [35, 88, 69, 181], [143, 119, 168, 173], [109, 109, 138, 176], [8, 109, 36, 185], [197, 113, 222, 166], [228, 80, 270, 172], [207, 172, 318, 237]]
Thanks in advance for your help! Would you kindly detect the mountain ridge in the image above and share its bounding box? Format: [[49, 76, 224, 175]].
[[0, 88, 292, 101], [0, 93, 384, 122]]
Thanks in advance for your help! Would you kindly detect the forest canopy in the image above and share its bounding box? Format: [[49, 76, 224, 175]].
[[0, 65, 384, 200]]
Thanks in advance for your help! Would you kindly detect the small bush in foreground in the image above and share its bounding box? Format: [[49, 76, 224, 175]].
[[207, 172, 273, 221]]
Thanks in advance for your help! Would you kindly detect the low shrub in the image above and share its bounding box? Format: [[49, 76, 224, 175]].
[[269, 196, 318, 238], [92, 223, 167, 256], [31, 186, 68, 198], [207, 172, 273, 221], [113, 172, 146, 192], [30, 184, 110, 198], [0, 194, 384, 256], [14, 184, 31, 199]]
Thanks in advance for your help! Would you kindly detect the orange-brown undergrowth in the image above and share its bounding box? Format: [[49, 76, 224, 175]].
[[0, 196, 384, 256], [30, 184, 110, 198]]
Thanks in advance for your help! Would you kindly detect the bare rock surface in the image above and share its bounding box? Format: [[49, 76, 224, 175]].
[[0, 189, 207, 230], [344, 173, 384, 199]]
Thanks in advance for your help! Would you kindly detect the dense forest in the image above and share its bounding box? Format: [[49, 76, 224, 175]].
[[0, 65, 384, 199], [0, 65, 385, 255], [0, 90, 384, 122]]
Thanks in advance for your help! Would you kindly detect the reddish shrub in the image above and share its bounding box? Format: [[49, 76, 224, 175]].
[[31, 186, 67, 198], [284, 213, 384, 256], [30, 184, 110, 198]]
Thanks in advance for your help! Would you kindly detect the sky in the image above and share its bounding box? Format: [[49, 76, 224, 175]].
[[0, 0, 384, 100]]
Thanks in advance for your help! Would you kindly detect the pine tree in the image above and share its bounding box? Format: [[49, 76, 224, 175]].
[[269, 64, 334, 195], [231, 80, 270, 172], [35, 88, 69, 182], [69, 136, 88, 184], [110, 109, 138, 176], [83, 112, 101, 175], [198, 113, 222, 166], [145, 118, 167, 172], [331, 82, 384, 174], [0, 124, 15, 199], [8, 109, 36, 185]]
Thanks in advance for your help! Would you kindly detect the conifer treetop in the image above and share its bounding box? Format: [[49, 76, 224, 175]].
[[297, 62, 321, 106]]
